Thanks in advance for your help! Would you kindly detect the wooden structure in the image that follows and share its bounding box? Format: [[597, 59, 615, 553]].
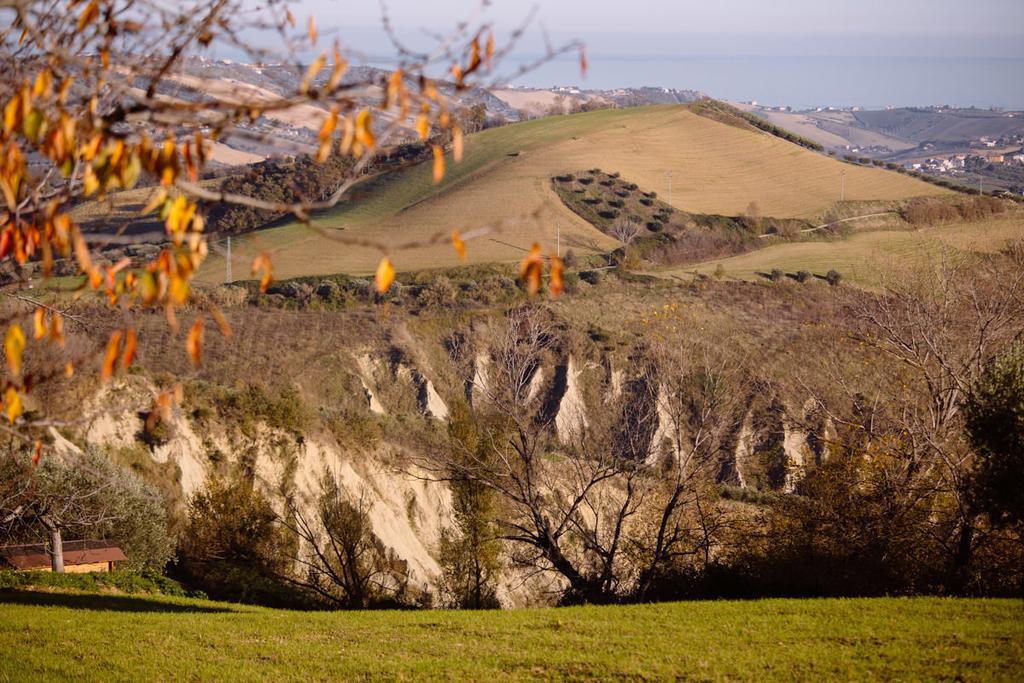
[[0, 540, 128, 573]]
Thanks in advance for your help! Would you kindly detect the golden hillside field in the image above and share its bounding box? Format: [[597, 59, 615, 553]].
[[191, 104, 946, 281], [670, 213, 1024, 287]]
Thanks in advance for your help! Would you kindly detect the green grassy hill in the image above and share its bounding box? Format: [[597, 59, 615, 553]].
[[199, 105, 947, 282], [1, 591, 1021, 681]]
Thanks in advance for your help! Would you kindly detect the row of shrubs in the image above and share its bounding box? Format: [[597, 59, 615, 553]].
[[690, 99, 824, 151], [762, 268, 842, 285]]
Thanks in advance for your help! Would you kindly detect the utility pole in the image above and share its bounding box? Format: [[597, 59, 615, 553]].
[[225, 236, 233, 284], [666, 171, 673, 205], [840, 170, 846, 202], [556, 222, 561, 258]]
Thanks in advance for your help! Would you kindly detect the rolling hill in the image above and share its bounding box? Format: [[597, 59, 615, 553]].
[[199, 104, 948, 282]]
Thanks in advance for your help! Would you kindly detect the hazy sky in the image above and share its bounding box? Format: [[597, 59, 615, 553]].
[[238, 1, 1024, 106], [285, 0, 1024, 57]]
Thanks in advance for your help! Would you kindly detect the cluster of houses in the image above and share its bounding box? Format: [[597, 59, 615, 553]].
[[905, 151, 1024, 174]]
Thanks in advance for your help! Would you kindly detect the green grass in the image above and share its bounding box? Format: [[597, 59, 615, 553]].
[[1, 591, 1021, 681]]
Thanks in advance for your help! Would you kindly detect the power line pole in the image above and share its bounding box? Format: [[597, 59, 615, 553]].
[[556, 222, 561, 258], [666, 171, 673, 205], [225, 236, 232, 284], [840, 170, 846, 202]]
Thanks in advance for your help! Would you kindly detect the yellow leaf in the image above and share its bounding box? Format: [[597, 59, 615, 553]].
[[452, 231, 466, 261], [432, 145, 445, 184], [186, 318, 204, 367], [550, 255, 565, 298], [82, 164, 100, 196], [4, 324, 26, 376], [4, 386, 22, 423], [65, 361, 74, 378], [3, 94, 21, 134], [519, 243, 543, 296], [32, 440, 42, 465], [102, 330, 123, 382], [416, 114, 430, 141], [375, 257, 395, 293], [142, 188, 168, 215]]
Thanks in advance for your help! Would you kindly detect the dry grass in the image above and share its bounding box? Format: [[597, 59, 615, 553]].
[[198, 105, 944, 282]]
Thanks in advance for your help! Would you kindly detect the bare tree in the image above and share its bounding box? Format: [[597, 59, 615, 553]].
[[280, 478, 412, 608], [426, 307, 745, 603], [610, 218, 642, 247]]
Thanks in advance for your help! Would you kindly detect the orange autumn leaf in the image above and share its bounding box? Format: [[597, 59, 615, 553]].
[[452, 125, 463, 163], [519, 243, 543, 296], [432, 145, 445, 184], [452, 230, 466, 261], [186, 318, 204, 367], [33, 308, 46, 339], [65, 361, 74, 378], [579, 48, 588, 77], [32, 439, 42, 465], [122, 328, 137, 370], [307, 16, 317, 45], [550, 254, 565, 298], [251, 252, 274, 293], [375, 257, 395, 293], [4, 324, 26, 376], [102, 330, 123, 382]]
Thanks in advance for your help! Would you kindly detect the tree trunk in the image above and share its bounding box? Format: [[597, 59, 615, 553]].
[[49, 525, 65, 573]]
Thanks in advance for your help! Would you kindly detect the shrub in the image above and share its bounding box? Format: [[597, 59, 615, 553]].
[[579, 269, 604, 285], [563, 249, 579, 268], [769, 269, 783, 282], [598, 209, 620, 220], [609, 171, 620, 179], [646, 221, 663, 232], [826, 269, 842, 286], [578, 176, 593, 185], [795, 270, 811, 283], [178, 476, 300, 607], [608, 199, 625, 208], [639, 198, 654, 206], [713, 263, 726, 279]]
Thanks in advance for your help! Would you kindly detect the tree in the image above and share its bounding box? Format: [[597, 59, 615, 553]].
[[0, 0, 581, 454], [610, 218, 641, 247], [281, 478, 413, 608], [965, 344, 1024, 526], [438, 404, 502, 609], [0, 447, 173, 571]]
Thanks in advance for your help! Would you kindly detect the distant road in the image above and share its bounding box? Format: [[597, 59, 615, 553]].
[[760, 211, 897, 239]]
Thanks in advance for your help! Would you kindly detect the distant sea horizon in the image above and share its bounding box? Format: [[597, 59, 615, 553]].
[[488, 54, 1024, 111]]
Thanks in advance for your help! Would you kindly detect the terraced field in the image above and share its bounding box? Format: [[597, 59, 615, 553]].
[[669, 213, 1024, 287], [199, 105, 946, 282]]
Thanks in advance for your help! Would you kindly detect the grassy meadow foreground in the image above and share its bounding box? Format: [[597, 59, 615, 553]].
[[0, 591, 1021, 681]]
